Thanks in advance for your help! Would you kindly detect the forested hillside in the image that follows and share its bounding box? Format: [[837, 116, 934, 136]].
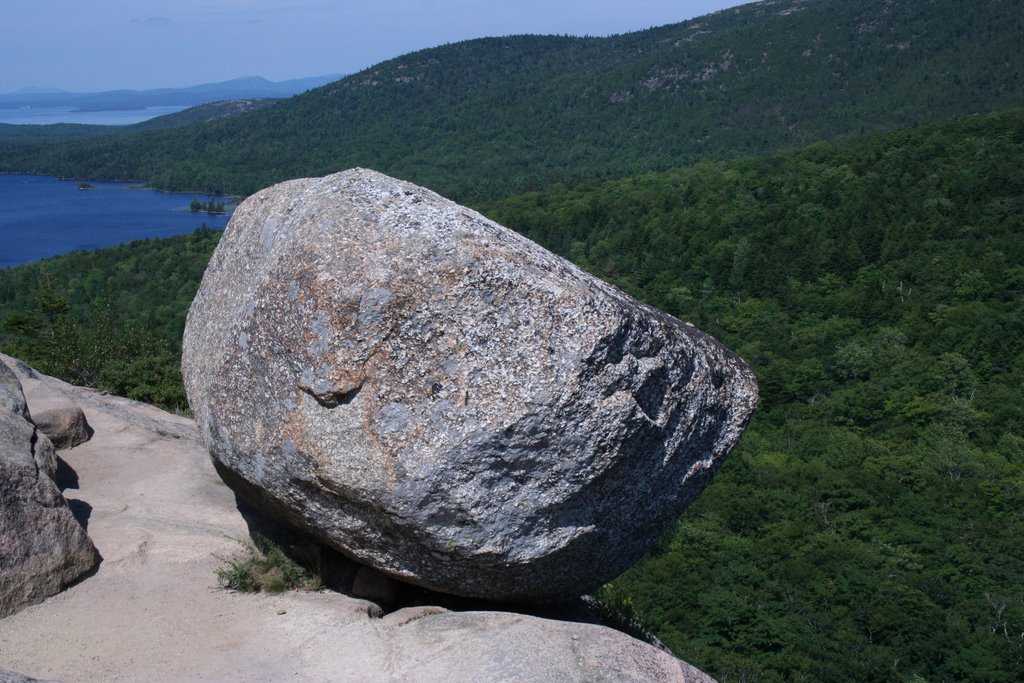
[[2, 108, 1022, 680], [0, 227, 221, 410], [1, 0, 1020, 200], [484, 108, 1024, 681], [0, 99, 279, 144], [2, 0, 1022, 679]]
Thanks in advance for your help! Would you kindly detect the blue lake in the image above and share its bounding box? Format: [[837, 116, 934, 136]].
[[0, 106, 188, 126], [0, 174, 233, 268]]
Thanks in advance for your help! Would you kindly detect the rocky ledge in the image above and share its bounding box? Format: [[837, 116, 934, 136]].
[[0, 354, 715, 682]]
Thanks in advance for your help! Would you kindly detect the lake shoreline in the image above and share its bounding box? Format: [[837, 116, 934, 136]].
[[0, 171, 242, 201], [0, 105, 189, 126], [0, 174, 234, 268]]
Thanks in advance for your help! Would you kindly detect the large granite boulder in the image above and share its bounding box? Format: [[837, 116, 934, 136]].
[[0, 360, 97, 618], [182, 168, 757, 602]]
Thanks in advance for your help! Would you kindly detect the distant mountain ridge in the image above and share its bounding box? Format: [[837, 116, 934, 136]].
[[0, 75, 343, 111], [0, 0, 1020, 200]]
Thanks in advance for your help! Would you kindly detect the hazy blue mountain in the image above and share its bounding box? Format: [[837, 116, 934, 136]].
[[0, 75, 343, 111], [10, 86, 70, 95]]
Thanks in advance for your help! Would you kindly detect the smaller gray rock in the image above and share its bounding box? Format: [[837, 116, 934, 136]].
[[0, 360, 97, 619], [0, 366, 56, 478], [30, 427, 59, 484], [28, 399, 92, 450]]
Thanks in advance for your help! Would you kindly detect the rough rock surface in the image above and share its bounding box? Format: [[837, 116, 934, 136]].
[[182, 168, 758, 602], [0, 360, 96, 618], [0, 355, 716, 683], [28, 399, 92, 450], [0, 671, 63, 683]]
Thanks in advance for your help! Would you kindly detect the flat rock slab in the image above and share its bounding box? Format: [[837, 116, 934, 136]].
[[0, 355, 715, 682], [183, 168, 757, 602]]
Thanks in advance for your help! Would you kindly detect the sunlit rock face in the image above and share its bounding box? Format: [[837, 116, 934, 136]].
[[182, 168, 757, 602]]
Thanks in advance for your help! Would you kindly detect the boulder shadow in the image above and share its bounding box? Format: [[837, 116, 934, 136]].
[[54, 455, 79, 491], [231, 494, 361, 589], [64, 497, 93, 531], [53, 455, 104, 578], [397, 581, 603, 629], [228, 492, 608, 628], [224, 488, 667, 649]]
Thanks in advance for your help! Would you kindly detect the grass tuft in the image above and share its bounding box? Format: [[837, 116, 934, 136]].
[[215, 535, 322, 593], [586, 583, 666, 650]]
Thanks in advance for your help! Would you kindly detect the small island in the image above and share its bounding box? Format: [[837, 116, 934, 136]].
[[190, 196, 226, 214]]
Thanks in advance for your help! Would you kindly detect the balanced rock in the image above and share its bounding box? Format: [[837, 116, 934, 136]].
[[182, 168, 757, 602], [0, 360, 97, 618]]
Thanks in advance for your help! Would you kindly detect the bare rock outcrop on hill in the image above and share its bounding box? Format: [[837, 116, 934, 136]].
[[182, 168, 757, 602], [0, 360, 96, 619]]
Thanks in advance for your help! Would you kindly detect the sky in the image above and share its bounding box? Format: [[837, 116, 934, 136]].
[[2, 0, 744, 93]]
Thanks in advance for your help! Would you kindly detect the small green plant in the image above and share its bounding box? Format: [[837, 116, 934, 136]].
[[586, 582, 662, 648], [214, 536, 322, 593]]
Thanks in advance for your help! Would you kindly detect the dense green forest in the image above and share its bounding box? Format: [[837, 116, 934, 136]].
[[3, 107, 1022, 681], [2, 0, 1023, 680], [1, 0, 1021, 201], [483, 109, 1024, 681], [0, 227, 221, 410]]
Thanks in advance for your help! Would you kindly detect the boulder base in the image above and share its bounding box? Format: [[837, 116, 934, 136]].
[[182, 168, 757, 602]]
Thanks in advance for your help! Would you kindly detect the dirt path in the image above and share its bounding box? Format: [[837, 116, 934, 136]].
[[0, 358, 383, 682]]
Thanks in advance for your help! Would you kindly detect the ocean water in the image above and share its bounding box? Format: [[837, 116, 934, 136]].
[[0, 106, 188, 126], [0, 174, 232, 268]]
